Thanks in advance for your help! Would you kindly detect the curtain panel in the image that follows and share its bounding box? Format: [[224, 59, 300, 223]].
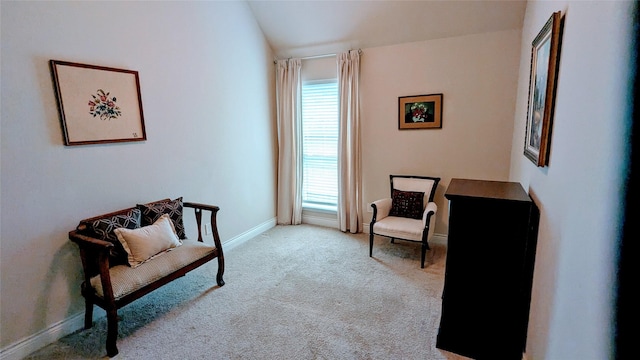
[[275, 59, 303, 225], [337, 50, 362, 233]]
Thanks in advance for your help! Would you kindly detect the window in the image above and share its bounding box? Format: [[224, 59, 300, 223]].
[[301, 80, 338, 211]]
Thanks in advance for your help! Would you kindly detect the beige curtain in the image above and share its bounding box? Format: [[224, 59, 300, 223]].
[[275, 59, 302, 225], [337, 50, 362, 233]]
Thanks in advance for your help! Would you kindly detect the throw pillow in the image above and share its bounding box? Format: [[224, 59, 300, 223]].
[[114, 214, 182, 268], [137, 197, 186, 239], [88, 208, 142, 264], [389, 189, 424, 220]]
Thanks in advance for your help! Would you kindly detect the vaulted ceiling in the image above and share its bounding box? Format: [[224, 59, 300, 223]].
[[246, 0, 528, 58]]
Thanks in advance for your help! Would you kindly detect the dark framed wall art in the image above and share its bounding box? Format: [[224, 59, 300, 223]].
[[50, 60, 147, 146], [524, 11, 563, 166], [398, 93, 443, 130]]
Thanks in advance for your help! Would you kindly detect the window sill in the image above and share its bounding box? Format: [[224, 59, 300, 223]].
[[302, 203, 337, 213]]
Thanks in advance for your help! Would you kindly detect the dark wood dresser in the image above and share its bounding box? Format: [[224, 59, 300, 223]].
[[436, 178, 539, 359]]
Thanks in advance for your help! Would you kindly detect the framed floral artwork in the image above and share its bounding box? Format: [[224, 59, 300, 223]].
[[524, 11, 563, 166], [398, 93, 443, 130], [50, 60, 147, 146]]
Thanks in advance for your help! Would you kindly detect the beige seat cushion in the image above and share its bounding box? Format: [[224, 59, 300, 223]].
[[373, 216, 424, 241], [90, 241, 216, 300]]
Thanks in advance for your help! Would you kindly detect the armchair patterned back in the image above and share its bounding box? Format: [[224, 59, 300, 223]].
[[390, 175, 440, 210]]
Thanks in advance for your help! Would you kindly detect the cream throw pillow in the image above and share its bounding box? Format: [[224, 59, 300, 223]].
[[114, 213, 182, 267]]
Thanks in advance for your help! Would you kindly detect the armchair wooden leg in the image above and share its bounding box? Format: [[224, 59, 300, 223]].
[[421, 242, 428, 269], [106, 308, 119, 357], [369, 233, 374, 257]]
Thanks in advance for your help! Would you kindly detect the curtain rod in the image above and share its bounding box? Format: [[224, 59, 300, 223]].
[[273, 49, 362, 64]]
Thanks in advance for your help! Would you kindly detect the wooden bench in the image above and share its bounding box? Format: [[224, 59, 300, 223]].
[[69, 198, 225, 357]]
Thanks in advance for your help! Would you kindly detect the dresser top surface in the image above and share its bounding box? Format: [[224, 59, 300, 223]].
[[445, 178, 531, 202]]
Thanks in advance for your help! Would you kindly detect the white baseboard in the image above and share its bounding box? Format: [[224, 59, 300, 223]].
[[0, 218, 277, 360], [221, 217, 276, 252], [431, 232, 448, 245], [0, 312, 87, 360]]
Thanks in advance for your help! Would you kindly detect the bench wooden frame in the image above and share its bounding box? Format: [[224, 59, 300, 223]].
[[69, 201, 225, 357]]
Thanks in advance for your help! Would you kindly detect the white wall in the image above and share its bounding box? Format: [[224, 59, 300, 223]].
[[360, 29, 522, 234], [509, 1, 635, 359], [0, 0, 276, 354]]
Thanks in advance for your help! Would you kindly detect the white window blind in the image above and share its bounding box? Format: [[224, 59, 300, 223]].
[[301, 81, 338, 210]]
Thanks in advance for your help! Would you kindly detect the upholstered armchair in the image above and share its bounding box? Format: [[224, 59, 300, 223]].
[[369, 175, 441, 268]]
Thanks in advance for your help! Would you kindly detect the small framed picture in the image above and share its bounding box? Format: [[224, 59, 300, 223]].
[[398, 93, 443, 130], [50, 60, 147, 146], [524, 12, 563, 166]]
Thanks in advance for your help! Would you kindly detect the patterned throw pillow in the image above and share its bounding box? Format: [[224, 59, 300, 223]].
[[389, 189, 424, 220], [137, 197, 186, 239], [87, 208, 142, 264]]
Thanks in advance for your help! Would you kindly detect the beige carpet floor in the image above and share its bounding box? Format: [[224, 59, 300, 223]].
[[24, 224, 471, 360]]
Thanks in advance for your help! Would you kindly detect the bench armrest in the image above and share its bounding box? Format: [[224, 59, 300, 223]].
[[183, 202, 223, 255], [69, 231, 114, 251], [184, 202, 220, 213], [69, 230, 116, 301]]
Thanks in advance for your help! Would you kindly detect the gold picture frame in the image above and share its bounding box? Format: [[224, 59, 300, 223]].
[[524, 12, 563, 166], [398, 93, 443, 130], [50, 60, 147, 146]]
